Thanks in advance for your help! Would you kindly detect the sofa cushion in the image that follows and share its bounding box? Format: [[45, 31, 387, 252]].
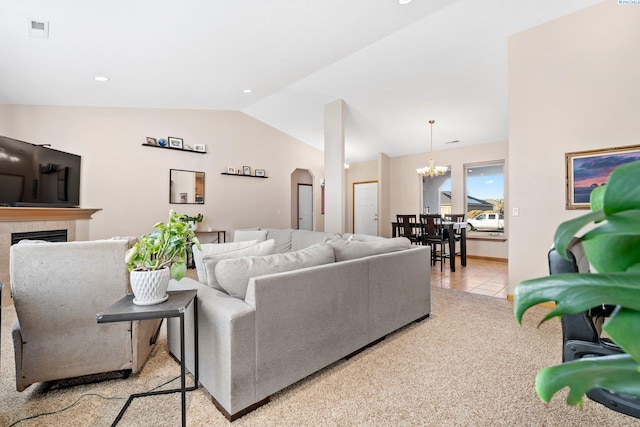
[[290, 230, 342, 251], [342, 233, 386, 242], [233, 229, 268, 242], [215, 242, 336, 299], [264, 228, 295, 253], [202, 240, 276, 292], [329, 237, 411, 261], [193, 240, 259, 283]]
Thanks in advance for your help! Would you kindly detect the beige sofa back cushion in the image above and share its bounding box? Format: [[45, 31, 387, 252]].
[[202, 240, 276, 292], [329, 237, 411, 261], [215, 242, 336, 299], [193, 240, 259, 283]]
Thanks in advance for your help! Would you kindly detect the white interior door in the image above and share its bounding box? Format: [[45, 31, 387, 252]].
[[297, 184, 313, 230], [354, 182, 378, 235]]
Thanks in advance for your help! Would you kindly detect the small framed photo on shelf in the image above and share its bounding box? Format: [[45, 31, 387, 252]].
[[255, 169, 265, 177], [243, 166, 251, 175], [180, 193, 188, 203], [227, 166, 236, 174], [168, 137, 183, 149], [193, 144, 206, 153], [146, 137, 157, 145]]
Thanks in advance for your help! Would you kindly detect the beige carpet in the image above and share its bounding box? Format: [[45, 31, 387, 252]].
[[1, 287, 636, 427]]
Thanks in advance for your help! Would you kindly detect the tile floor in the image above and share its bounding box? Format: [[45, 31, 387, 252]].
[[430, 256, 508, 299]]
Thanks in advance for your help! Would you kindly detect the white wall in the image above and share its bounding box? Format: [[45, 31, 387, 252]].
[[508, 1, 640, 294], [0, 105, 325, 239]]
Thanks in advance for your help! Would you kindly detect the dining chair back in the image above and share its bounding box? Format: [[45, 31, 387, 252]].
[[396, 214, 419, 244], [419, 214, 447, 270]]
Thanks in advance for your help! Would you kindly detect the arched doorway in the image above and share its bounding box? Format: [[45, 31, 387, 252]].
[[290, 169, 314, 230]]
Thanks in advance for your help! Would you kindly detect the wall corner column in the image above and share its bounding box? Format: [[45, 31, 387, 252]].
[[324, 100, 346, 233]]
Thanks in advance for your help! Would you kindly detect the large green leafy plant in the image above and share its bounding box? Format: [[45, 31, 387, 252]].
[[125, 210, 201, 281], [514, 159, 640, 406]]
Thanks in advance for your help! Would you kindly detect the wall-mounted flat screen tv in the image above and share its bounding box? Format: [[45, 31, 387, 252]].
[[0, 136, 81, 208]]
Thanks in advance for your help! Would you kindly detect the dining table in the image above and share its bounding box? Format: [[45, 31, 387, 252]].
[[391, 220, 467, 272]]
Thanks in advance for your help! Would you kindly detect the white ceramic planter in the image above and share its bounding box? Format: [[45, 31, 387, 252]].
[[130, 267, 171, 305]]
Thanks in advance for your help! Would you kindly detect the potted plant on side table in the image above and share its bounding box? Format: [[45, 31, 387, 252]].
[[125, 210, 201, 305], [182, 213, 204, 232]]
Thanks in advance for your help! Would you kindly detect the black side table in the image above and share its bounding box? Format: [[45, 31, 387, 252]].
[[97, 290, 198, 427]]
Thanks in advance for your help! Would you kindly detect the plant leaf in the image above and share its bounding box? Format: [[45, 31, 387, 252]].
[[535, 354, 640, 405], [553, 210, 605, 260], [583, 234, 640, 273], [603, 307, 640, 361], [513, 272, 640, 324], [171, 261, 187, 281], [603, 160, 640, 215], [589, 185, 606, 212]]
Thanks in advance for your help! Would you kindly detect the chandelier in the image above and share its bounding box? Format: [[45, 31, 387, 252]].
[[416, 119, 448, 177]]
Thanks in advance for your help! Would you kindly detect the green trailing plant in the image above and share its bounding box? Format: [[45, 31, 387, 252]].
[[181, 213, 203, 224], [125, 210, 201, 281], [514, 159, 640, 407]]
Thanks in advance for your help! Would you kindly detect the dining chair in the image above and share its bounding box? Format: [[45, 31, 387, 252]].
[[396, 214, 419, 244], [419, 214, 448, 270], [444, 213, 465, 255]]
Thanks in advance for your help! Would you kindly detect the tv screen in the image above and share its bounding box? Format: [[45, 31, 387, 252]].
[[0, 136, 81, 207]]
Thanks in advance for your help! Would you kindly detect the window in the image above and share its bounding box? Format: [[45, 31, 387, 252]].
[[465, 161, 504, 238], [420, 169, 451, 215]]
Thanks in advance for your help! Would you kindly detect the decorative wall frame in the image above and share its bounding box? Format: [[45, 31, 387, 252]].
[[565, 144, 640, 209], [168, 137, 183, 149], [243, 166, 251, 175], [255, 169, 265, 177]]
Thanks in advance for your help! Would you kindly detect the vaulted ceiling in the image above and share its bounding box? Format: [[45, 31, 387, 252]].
[[0, 0, 602, 162]]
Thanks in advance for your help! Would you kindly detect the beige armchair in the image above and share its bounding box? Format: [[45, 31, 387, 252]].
[[10, 239, 160, 392]]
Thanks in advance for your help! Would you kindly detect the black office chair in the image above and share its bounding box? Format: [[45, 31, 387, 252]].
[[548, 238, 640, 418]]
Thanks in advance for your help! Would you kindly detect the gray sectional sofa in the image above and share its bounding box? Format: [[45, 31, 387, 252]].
[[166, 228, 431, 420]]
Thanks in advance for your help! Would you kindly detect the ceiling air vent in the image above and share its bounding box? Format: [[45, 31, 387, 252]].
[[28, 19, 49, 38]]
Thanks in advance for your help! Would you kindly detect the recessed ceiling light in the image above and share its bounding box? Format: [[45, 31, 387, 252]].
[[94, 76, 109, 82], [243, 89, 252, 94], [398, 0, 412, 5]]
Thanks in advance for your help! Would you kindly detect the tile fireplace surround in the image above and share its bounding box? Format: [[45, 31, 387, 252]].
[[0, 207, 101, 306]]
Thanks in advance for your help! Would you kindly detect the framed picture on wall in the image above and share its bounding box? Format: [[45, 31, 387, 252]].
[[168, 137, 183, 149], [146, 137, 157, 145], [243, 166, 251, 175], [565, 144, 640, 209], [227, 166, 236, 174], [255, 169, 265, 177]]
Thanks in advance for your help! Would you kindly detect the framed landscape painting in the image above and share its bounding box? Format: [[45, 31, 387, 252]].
[[565, 144, 640, 209]]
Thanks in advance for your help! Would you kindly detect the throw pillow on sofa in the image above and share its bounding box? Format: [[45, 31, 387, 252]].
[[202, 239, 276, 291], [193, 240, 259, 283], [215, 242, 336, 299], [329, 237, 411, 261], [233, 229, 268, 242]]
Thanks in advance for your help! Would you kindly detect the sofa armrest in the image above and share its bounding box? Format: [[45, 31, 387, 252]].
[[167, 278, 257, 416], [367, 245, 431, 341]]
